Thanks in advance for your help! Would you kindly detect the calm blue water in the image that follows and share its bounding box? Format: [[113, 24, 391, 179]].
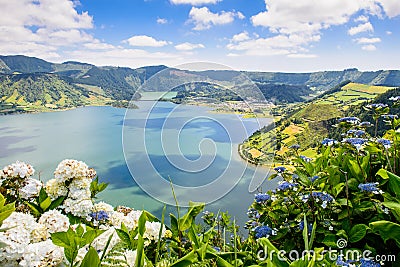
[[0, 102, 276, 227]]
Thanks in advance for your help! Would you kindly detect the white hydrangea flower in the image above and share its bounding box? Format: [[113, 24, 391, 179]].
[[19, 239, 64, 267], [54, 159, 93, 183], [92, 201, 114, 213], [45, 178, 68, 200], [68, 187, 91, 200], [144, 221, 166, 241], [109, 210, 142, 230], [38, 209, 70, 234], [0, 161, 35, 179], [70, 177, 92, 190], [31, 223, 49, 242], [63, 198, 93, 218], [19, 178, 42, 199], [0, 212, 38, 262]]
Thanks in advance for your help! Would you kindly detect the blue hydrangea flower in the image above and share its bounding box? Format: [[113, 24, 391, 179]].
[[381, 114, 398, 120], [274, 166, 286, 173], [336, 256, 354, 266], [342, 138, 368, 150], [255, 193, 271, 203], [367, 103, 388, 109], [277, 181, 298, 191], [321, 138, 336, 146], [359, 258, 381, 267], [338, 117, 360, 124], [292, 174, 299, 180], [310, 175, 319, 183], [359, 121, 373, 127], [300, 194, 310, 203], [346, 129, 365, 137], [299, 155, 312, 162], [89, 210, 109, 221], [254, 225, 277, 239], [290, 144, 300, 150], [377, 138, 391, 149], [312, 192, 334, 208], [298, 221, 313, 234], [358, 182, 384, 194]]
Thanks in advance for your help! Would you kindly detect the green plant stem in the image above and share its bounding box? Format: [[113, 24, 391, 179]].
[[340, 169, 351, 224]]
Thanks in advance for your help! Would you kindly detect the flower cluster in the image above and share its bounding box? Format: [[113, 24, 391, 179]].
[[50, 159, 96, 217], [377, 138, 391, 149], [342, 138, 368, 150], [277, 181, 298, 191], [0, 161, 35, 180], [358, 182, 384, 194], [338, 117, 360, 124], [321, 138, 336, 146], [0, 212, 64, 266], [254, 225, 277, 239], [311, 192, 335, 209], [254, 193, 270, 203]]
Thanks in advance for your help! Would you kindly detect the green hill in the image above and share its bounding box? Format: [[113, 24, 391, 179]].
[[240, 82, 398, 165], [0, 73, 112, 114]]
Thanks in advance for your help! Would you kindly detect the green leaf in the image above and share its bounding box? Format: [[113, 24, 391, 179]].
[[64, 247, 77, 265], [348, 159, 362, 181], [387, 171, 400, 197], [169, 250, 198, 267], [39, 197, 52, 211], [0, 202, 16, 223], [178, 202, 205, 232], [80, 246, 100, 267], [50, 232, 71, 248], [376, 168, 389, 179], [349, 224, 368, 243], [170, 213, 179, 236], [382, 202, 400, 221], [322, 234, 337, 247], [48, 196, 66, 210], [82, 229, 104, 247], [38, 187, 48, 203], [116, 229, 131, 249], [369, 221, 400, 246], [135, 235, 145, 267], [0, 193, 5, 208]]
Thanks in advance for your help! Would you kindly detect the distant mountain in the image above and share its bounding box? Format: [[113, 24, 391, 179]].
[[0, 73, 88, 108], [2, 55, 400, 111], [0, 55, 53, 73]]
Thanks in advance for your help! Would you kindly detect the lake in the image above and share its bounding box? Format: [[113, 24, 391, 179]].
[[0, 101, 276, 228]]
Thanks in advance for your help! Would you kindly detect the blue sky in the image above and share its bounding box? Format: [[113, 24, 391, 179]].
[[1, 0, 400, 71]]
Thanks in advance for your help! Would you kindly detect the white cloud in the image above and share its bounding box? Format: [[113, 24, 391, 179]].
[[376, 0, 400, 17], [355, 37, 381, 44], [362, 44, 377, 51], [354, 15, 369, 22], [170, 0, 221, 5], [125, 35, 170, 47], [188, 7, 244, 30], [0, 0, 94, 60], [386, 31, 392, 35], [348, 22, 374, 35], [232, 32, 250, 42], [175, 42, 205, 51], [227, 33, 320, 56], [287, 53, 318, 58], [157, 18, 168, 24], [245, 0, 400, 58]]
